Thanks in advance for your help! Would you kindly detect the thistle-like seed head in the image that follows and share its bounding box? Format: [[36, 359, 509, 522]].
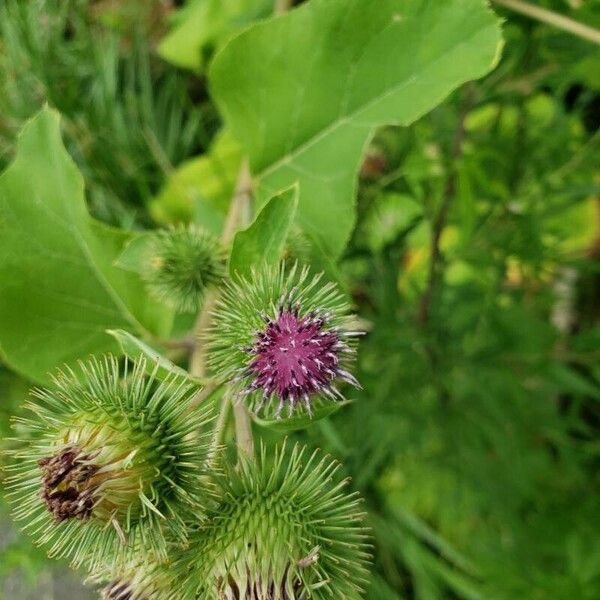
[[5, 355, 216, 569], [143, 225, 225, 313], [167, 444, 371, 600], [207, 264, 361, 419]]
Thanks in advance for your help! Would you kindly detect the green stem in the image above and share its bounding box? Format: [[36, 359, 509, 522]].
[[208, 390, 231, 462], [225, 162, 255, 460], [188, 289, 219, 378], [189, 162, 252, 378], [492, 0, 600, 45], [188, 160, 255, 460], [191, 0, 293, 461], [233, 400, 255, 460]]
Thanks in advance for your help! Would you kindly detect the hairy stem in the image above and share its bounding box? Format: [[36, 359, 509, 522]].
[[188, 160, 254, 459], [492, 0, 600, 45], [418, 88, 472, 326]]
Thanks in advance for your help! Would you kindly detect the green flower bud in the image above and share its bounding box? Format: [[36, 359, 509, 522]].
[[206, 263, 362, 420], [5, 355, 216, 569], [143, 225, 225, 313], [169, 443, 371, 599]]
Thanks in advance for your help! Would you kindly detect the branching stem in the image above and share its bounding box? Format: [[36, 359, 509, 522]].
[[492, 0, 600, 45], [189, 0, 293, 462], [189, 162, 252, 378], [188, 160, 254, 459], [221, 162, 255, 460]]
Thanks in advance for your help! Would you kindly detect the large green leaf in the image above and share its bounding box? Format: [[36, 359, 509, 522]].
[[229, 184, 298, 277], [0, 109, 172, 382], [149, 130, 242, 233], [158, 0, 273, 72], [114, 232, 154, 275], [210, 0, 503, 258]]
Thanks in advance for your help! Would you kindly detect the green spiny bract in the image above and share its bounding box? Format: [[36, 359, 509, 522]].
[[143, 225, 225, 313], [167, 443, 371, 600], [4, 355, 216, 569], [206, 264, 362, 419]]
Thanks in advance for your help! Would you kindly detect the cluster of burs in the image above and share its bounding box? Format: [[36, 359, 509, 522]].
[[5, 226, 371, 600]]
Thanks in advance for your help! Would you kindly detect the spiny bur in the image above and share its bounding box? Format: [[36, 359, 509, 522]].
[[166, 443, 371, 600], [4, 355, 216, 569], [143, 224, 225, 313]]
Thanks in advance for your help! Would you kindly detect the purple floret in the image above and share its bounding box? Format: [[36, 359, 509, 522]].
[[241, 309, 360, 417]]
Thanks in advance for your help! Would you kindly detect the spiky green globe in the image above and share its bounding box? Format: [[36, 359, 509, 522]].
[[143, 225, 225, 313], [5, 355, 216, 569], [206, 264, 362, 419], [167, 444, 371, 600]]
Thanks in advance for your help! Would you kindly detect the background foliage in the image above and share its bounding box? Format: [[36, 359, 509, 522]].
[[0, 0, 599, 598]]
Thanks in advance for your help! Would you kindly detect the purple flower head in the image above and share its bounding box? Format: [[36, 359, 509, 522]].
[[208, 264, 363, 419], [243, 306, 360, 418]]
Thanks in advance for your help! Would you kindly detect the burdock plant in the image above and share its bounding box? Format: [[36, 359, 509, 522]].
[[2, 1, 385, 589], [207, 264, 362, 419], [3, 163, 371, 596], [5, 356, 216, 569], [0, 0, 514, 593], [4, 261, 369, 597]]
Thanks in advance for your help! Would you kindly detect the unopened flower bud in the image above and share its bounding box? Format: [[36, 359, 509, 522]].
[[143, 225, 225, 313], [168, 444, 371, 600]]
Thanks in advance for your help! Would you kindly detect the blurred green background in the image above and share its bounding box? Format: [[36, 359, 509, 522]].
[[0, 0, 599, 598]]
